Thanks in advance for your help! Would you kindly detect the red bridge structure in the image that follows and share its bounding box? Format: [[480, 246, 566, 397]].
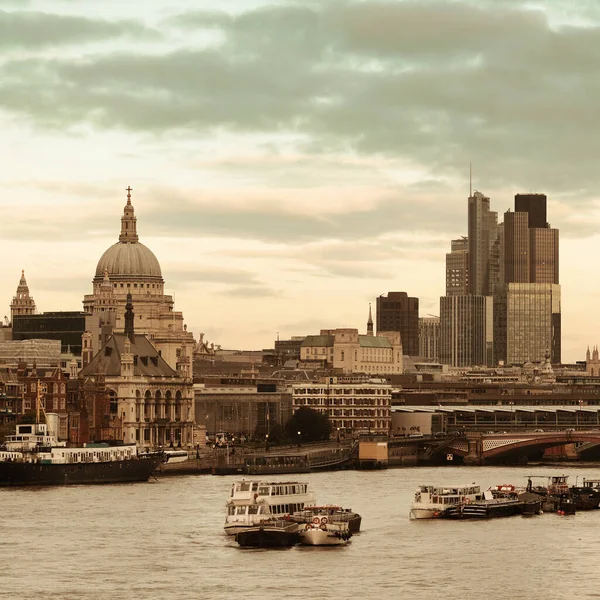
[[436, 430, 600, 465]]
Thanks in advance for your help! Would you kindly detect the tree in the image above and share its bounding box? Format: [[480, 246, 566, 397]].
[[254, 421, 288, 445], [285, 407, 331, 443]]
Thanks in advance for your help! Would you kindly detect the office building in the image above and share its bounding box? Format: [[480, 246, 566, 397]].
[[376, 292, 419, 356], [440, 295, 493, 367], [418, 316, 440, 361], [446, 238, 469, 296]]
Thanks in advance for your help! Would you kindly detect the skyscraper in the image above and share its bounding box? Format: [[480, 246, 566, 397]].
[[494, 193, 560, 364], [446, 237, 469, 296], [468, 191, 500, 296], [376, 292, 419, 357]]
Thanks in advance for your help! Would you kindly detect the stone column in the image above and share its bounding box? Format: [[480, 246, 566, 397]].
[[463, 433, 484, 465]]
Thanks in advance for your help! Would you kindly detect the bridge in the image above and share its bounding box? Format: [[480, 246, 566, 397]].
[[424, 430, 600, 465]]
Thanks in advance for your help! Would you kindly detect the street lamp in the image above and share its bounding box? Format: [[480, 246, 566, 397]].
[[297, 430, 301, 449], [578, 399, 583, 430], [265, 433, 269, 452], [509, 401, 515, 430], [337, 427, 340, 445]]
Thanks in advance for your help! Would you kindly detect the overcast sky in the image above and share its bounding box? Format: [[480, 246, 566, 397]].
[[1, 0, 599, 362]]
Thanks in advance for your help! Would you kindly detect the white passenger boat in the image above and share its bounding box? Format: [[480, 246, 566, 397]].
[[410, 483, 482, 519], [162, 450, 188, 464], [224, 479, 316, 536], [297, 517, 351, 546]]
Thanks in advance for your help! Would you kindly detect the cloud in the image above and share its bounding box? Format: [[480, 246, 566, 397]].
[[0, 10, 157, 49], [1, 0, 600, 199]]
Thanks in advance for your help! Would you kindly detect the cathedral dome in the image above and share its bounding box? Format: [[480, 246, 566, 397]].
[[95, 241, 162, 280], [93, 189, 163, 282]]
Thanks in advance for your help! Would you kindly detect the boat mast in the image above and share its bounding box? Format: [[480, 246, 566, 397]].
[[36, 378, 41, 424]]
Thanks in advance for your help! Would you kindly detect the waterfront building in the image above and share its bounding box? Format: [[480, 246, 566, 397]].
[[79, 295, 195, 448], [83, 189, 195, 371], [0, 339, 61, 369], [300, 328, 403, 375], [446, 237, 469, 296], [194, 379, 292, 437], [376, 292, 418, 356], [439, 295, 493, 367], [10, 270, 36, 322], [292, 377, 392, 434], [12, 311, 87, 356], [418, 316, 440, 361]]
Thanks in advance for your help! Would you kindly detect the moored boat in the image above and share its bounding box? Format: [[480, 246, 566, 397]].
[[442, 494, 522, 519], [235, 519, 300, 548], [297, 517, 351, 546], [0, 418, 163, 487], [291, 505, 362, 533], [224, 479, 316, 536], [410, 483, 482, 519]]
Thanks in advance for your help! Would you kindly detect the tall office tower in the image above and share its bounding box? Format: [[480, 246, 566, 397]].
[[446, 237, 469, 296], [418, 316, 440, 361], [495, 193, 560, 364], [439, 296, 493, 367], [376, 292, 419, 356], [515, 193, 547, 228], [493, 283, 561, 364], [468, 191, 499, 296]]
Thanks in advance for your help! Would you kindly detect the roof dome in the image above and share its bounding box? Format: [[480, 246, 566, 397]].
[[94, 189, 163, 281], [95, 241, 162, 280]]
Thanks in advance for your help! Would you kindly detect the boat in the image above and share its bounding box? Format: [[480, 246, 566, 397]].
[[291, 505, 362, 533], [441, 490, 522, 519], [410, 483, 482, 519], [224, 479, 316, 536], [0, 417, 163, 487], [517, 492, 543, 516], [568, 479, 600, 511], [162, 449, 189, 464], [297, 516, 351, 546], [235, 518, 300, 548]]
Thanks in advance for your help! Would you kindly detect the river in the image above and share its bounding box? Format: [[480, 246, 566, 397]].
[[2, 465, 600, 600]]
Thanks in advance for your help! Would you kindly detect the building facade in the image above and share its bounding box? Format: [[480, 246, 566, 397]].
[[446, 237, 469, 296], [494, 283, 561, 365], [79, 296, 195, 448], [418, 316, 440, 361], [292, 378, 392, 434], [440, 295, 493, 367], [83, 190, 195, 371], [12, 311, 87, 355], [376, 292, 418, 356], [300, 328, 403, 375]]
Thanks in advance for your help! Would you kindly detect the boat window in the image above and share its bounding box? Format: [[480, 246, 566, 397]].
[[248, 506, 260, 515], [227, 506, 235, 516], [252, 483, 258, 491], [240, 482, 251, 492], [258, 487, 269, 495]]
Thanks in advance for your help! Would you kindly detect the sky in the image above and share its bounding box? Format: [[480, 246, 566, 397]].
[[1, 0, 600, 362]]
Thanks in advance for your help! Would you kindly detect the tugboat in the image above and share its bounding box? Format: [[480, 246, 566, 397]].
[[235, 518, 300, 548], [0, 390, 163, 487]]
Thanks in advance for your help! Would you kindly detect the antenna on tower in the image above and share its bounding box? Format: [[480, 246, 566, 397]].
[[469, 161, 472, 197]]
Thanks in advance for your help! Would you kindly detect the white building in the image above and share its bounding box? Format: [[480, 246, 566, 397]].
[[83, 189, 195, 371], [300, 328, 403, 375], [292, 378, 392, 434]]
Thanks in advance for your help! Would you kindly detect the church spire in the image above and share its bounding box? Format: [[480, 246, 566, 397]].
[[11, 269, 36, 321], [119, 186, 139, 243], [124, 292, 135, 342], [367, 303, 374, 336]]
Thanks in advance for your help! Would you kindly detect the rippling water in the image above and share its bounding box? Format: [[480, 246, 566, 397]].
[[3, 465, 600, 600]]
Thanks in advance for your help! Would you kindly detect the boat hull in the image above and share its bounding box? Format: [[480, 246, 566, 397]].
[[410, 507, 445, 519], [0, 456, 162, 487], [298, 528, 349, 546], [442, 499, 522, 519], [236, 526, 299, 547]]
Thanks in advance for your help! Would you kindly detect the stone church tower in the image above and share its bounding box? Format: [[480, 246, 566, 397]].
[[83, 189, 195, 371], [586, 346, 600, 376], [10, 270, 36, 322]]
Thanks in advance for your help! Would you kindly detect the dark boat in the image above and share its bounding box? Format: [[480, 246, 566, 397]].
[[0, 418, 163, 487], [291, 505, 362, 533], [517, 492, 543, 516], [442, 497, 522, 519], [0, 455, 163, 487], [235, 519, 300, 548], [569, 479, 600, 511]]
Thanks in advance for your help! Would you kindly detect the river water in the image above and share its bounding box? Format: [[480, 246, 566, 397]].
[[2, 465, 600, 600]]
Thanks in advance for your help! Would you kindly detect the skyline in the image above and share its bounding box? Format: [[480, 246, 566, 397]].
[[2, 0, 600, 362]]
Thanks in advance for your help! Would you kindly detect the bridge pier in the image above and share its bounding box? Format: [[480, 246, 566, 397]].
[[464, 434, 484, 466]]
